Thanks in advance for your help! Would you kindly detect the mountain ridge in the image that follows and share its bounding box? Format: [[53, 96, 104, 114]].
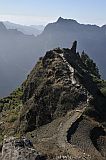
[[44, 17, 105, 33], [39, 17, 106, 78], [0, 17, 106, 97], [0, 42, 106, 159], [3, 21, 44, 36]]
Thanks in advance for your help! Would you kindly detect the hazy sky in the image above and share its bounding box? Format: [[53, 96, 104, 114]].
[[0, 0, 106, 26]]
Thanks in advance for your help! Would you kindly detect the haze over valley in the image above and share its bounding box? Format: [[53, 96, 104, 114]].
[[0, 17, 106, 97]]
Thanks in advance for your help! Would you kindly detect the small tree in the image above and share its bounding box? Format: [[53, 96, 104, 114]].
[[81, 51, 100, 78]]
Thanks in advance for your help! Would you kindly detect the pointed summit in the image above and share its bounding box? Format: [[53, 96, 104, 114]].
[[71, 41, 77, 53], [57, 17, 64, 22]]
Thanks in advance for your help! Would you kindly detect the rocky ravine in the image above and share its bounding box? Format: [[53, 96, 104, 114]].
[[0, 42, 106, 159]]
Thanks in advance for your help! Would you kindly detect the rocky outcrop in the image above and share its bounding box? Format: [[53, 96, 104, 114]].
[[0, 137, 46, 160], [67, 118, 105, 159], [16, 42, 106, 134], [18, 46, 91, 133]]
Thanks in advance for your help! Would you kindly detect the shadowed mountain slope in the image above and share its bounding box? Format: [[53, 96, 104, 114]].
[[0, 22, 40, 97]]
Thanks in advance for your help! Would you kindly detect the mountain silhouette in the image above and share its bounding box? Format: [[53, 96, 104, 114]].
[[3, 21, 44, 36], [0, 18, 106, 97], [37, 17, 106, 79]]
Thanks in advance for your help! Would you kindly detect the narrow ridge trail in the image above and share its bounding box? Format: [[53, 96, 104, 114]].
[[57, 108, 90, 159], [59, 52, 76, 85]]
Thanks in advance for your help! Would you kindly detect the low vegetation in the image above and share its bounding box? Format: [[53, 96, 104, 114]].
[[0, 87, 23, 138], [81, 51, 100, 78]]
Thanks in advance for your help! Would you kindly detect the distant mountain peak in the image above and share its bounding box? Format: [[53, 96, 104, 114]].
[[56, 17, 78, 24], [57, 17, 64, 22], [3, 21, 44, 36]]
